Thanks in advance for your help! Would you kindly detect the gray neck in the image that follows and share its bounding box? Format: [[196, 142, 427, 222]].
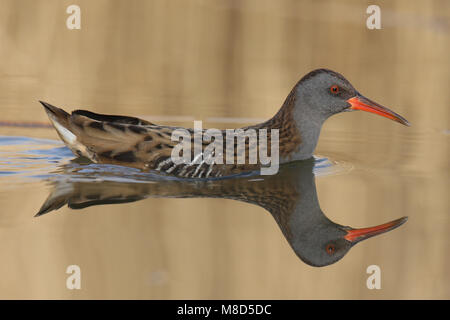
[[288, 102, 325, 161], [286, 166, 342, 265], [288, 165, 329, 233]]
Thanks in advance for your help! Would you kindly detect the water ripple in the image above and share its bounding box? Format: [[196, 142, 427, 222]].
[[0, 136, 349, 186]]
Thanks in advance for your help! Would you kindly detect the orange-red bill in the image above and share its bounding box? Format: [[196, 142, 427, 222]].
[[347, 95, 410, 126], [344, 216, 408, 243]]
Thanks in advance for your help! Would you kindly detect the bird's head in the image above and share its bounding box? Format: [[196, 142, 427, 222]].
[[293, 69, 410, 126], [294, 216, 408, 267]]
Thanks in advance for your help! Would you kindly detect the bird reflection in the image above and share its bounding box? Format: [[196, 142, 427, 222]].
[[36, 158, 407, 267]]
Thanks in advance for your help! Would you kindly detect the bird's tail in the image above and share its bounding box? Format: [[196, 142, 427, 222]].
[[39, 101, 76, 147]]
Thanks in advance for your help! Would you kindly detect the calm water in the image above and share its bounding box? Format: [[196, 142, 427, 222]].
[[0, 0, 449, 299]]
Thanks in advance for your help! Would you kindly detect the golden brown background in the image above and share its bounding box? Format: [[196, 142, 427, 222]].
[[0, 0, 448, 299]]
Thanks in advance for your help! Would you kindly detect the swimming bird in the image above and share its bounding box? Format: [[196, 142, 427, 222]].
[[35, 159, 407, 267], [40, 69, 410, 178]]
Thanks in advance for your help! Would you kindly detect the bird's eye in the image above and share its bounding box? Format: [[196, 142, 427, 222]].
[[325, 243, 335, 255], [330, 85, 340, 94]]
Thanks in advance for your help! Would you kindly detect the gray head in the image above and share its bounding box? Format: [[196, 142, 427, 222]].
[[270, 159, 408, 267], [292, 68, 410, 125], [295, 69, 358, 122], [282, 69, 410, 161], [291, 215, 408, 267]]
